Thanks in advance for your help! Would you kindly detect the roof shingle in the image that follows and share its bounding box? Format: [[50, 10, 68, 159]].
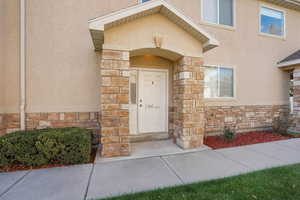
[[278, 50, 300, 64]]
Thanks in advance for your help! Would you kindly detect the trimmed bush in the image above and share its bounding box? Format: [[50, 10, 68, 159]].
[[223, 126, 235, 141], [0, 128, 91, 168]]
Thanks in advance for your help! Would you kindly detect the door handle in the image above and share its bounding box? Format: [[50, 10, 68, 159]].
[[139, 104, 143, 107]]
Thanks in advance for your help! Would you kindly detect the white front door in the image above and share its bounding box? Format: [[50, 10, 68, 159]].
[[138, 70, 168, 133]]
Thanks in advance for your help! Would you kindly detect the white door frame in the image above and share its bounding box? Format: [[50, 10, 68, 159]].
[[131, 67, 169, 134]]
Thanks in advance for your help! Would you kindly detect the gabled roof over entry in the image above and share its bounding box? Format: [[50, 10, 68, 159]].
[[278, 50, 300, 68], [88, 0, 219, 53]]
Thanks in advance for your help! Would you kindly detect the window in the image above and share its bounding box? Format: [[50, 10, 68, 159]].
[[204, 66, 234, 98], [260, 6, 285, 37], [140, 0, 150, 3], [202, 0, 234, 27]]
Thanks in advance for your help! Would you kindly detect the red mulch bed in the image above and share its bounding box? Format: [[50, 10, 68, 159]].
[[0, 147, 98, 173], [204, 131, 300, 150]]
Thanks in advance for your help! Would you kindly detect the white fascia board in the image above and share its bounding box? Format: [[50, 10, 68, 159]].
[[88, 0, 219, 49], [278, 58, 300, 67]]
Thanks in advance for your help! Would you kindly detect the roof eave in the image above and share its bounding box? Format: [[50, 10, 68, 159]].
[[203, 39, 220, 52], [278, 58, 300, 68], [88, 0, 219, 52], [262, 0, 300, 12]]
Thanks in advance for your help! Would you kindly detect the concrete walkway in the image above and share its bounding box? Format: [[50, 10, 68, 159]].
[[0, 139, 300, 200]]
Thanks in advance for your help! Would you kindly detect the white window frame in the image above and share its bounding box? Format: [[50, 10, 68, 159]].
[[259, 4, 286, 39], [201, 0, 236, 30], [204, 64, 236, 99], [139, 0, 150, 3]]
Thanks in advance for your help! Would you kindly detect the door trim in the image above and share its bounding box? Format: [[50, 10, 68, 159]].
[[132, 67, 169, 134]]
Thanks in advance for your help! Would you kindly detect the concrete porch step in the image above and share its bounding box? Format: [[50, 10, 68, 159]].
[[96, 139, 211, 163]]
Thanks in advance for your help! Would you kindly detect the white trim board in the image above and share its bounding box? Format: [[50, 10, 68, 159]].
[[278, 58, 300, 67]]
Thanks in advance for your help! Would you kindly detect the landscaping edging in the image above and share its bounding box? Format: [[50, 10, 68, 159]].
[[204, 131, 300, 149]]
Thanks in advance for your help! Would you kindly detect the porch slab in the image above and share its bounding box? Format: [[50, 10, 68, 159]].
[[87, 157, 181, 199], [1, 164, 92, 200], [0, 171, 28, 196], [162, 150, 251, 184], [216, 146, 286, 171], [246, 142, 300, 165], [96, 139, 211, 163]]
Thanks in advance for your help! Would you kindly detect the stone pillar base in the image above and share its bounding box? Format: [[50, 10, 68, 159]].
[[290, 68, 300, 135], [176, 135, 204, 149], [99, 49, 131, 158], [101, 143, 130, 157], [173, 56, 205, 149]]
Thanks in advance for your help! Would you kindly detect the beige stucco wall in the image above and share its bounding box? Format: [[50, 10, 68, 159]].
[[0, 0, 4, 113], [1, 0, 20, 113], [104, 14, 203, 58], [168, 0, 297, 106], [24, 0, 137, 113], [2, 0, 299, 114]]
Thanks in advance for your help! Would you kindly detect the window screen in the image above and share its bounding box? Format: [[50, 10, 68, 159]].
[[203, 0, 234, 27], [219, 0, 233, 26], [203, 0, 218, 24], [204, 66, 234, 98], [219, 68, 234, 97], [204, 66, 218, 98]]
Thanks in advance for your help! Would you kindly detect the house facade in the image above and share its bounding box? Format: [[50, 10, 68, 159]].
[[1, 0, 300, 157]]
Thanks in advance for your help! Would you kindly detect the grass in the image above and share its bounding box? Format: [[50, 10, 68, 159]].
[[101, 163, 300, 200]]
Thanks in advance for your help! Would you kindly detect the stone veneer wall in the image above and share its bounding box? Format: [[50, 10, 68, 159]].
[[0, 113, 6, 136], [99, 49, 131, 157], [0, 113, 20, 135], [0, 112, 100, 136], [289, 68, 300, 133], [173, 56, 205, 149], [205, 105, 289, 135]]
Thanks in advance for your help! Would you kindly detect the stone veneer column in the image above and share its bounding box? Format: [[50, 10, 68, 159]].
[[173, 56, 205, 149], [291, 67, 300, 133], [99, 49, 131, 157]]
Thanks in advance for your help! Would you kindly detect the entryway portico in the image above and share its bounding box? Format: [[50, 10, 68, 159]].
[[89, 0, 219, 157], [278, 49, 300, 134]]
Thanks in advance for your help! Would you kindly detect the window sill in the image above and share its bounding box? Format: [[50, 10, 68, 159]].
[[200, 21, 236, 31], [258, 32, 286, 41], [204, 97, 237, 102]]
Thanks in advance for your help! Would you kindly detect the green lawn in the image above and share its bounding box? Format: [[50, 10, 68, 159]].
[[102, 164, 300, 200]]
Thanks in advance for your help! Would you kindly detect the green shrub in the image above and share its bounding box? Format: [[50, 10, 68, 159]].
[[0, 128, 91, 168], [223, 126, 235, 141]]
